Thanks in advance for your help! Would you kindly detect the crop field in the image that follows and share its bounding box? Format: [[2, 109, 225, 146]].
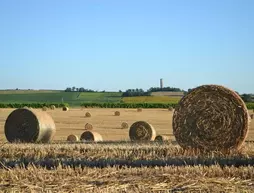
[[0, 108, 253, 192], [122, 96, 182, 103]]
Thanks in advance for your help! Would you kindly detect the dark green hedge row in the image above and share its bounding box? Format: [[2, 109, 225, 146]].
[[0, 103, 69, 108], [81, 102, 254, 109], [81, 102, 177, 108]]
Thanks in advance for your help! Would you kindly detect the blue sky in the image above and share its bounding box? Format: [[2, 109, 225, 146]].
[[0, 0, 253, 93]]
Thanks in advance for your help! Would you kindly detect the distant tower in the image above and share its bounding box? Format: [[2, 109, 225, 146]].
[[160, 78, 163, 89]]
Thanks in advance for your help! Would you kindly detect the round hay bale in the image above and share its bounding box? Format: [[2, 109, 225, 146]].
[[155, 135, 170, 142], [114, 111, 120, 116], [172, 84, 249, 152], [85, 112, 91, 117], [129, 121, 156, 141], [121, 122, 129, 129], [80, 131, 103, 142], [42, 106, 47, 111], [137, 108, 142, 112], [250, 114, 254, 120], [50, 105, 56, 110], [168, 106, 174, 111], [4, 108, 56, 143], [84, 123, 93, 130], [67, 134, 79, 142], [62, 106, 69, 111]]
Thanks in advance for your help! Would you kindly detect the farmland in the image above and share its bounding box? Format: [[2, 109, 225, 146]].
[[0, 107, 253, 192]]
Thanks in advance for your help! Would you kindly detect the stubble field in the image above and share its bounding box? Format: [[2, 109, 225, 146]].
[[0, 108, 253, 192]]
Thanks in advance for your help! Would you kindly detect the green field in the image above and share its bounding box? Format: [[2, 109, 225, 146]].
[[0, 90, 183, 106], [0, 90, 122, 106]]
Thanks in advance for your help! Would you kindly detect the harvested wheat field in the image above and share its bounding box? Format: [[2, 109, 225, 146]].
[[0, 108, 253, 192]]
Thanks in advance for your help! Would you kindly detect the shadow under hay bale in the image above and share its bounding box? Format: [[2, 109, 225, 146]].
[[114, 111, 120, 116], [84, 123, 93, 130], [121, 122, 129, 129], [80, 131, 103, 142], [129, 121, 156, 141], [4, 108, 56, 143], [67, 134, 79, 142], [155, 135, 170, 142], [173, 84, 249, 152]]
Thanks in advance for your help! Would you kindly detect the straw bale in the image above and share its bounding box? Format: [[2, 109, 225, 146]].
[[115, 111, 120, 116], [62, 106, 69, 111], [155, 135, 170, 142], [129, 121, 156, 141], [4, 108, 56, 143], [80, 131, 103, 142], [121, 122, 129, 129], [172, 84, 249, 152], [85, 112, 91, 117], [67, 134, 79, 142], [84, 123, 93, 130]]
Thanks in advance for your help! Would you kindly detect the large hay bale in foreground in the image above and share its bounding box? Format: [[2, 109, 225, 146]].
[[129, 121, 156, 141], [173, 84, 249, 152], [80, 131, 103, 142], [67, 134, 79, 142], [155, 135, 170, 142], [4, 108, 56, 143]]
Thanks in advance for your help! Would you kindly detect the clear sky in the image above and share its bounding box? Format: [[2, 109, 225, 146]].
[[0, 0, 253, 93]]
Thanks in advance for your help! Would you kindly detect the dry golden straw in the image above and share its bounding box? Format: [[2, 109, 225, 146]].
[[62, 106, 69, 111], [67, 134, 79, 142], [172, 84, 249, 152], [80, 131, 103, 142], [155, 135, 170, 142], [84, 123, 93, 130], [121, 122, 129, 129], [4, 108, 56, 143], [115, 111, 120, 116], [129, 121, 156, 141], [85, 112, 91, 117]]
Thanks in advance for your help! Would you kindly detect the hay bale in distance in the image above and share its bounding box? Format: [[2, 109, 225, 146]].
[[4, 108, 56, 143], [50, 105, 56, 110], [42, 106, 47, 111], [62, 106, 69, 111], [155, 135, 170, 142], [121, 122, 129, 129], [114, 111, 120, 116], [85, 112, 91, 117], [168, 107, 174, 111], [67, 134, 79, 142], [137, 108, 142, 112], [250, 114, 254, 120], [172, 84, 249, 152], [129, 121, 156, 141], [85, 123, 93, 130], [80, 131, 103, 142]]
